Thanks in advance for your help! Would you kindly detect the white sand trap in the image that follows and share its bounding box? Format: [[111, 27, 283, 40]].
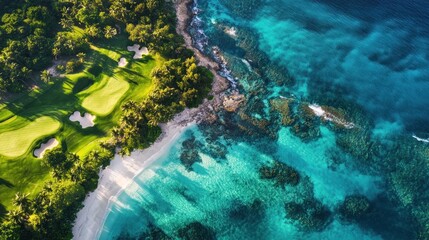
[[118, 57, 128, 67], [69, 111, 96, 128], [127, 44, 149, 59], [34, 138, 59, 158]]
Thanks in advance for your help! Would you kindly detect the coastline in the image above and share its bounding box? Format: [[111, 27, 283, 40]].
[[72, 1, 228, 239], [72, 118, 194, 240]]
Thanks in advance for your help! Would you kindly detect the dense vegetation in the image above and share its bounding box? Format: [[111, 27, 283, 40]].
[[0, 0, 59, 92], [0, 0, 212, 239]]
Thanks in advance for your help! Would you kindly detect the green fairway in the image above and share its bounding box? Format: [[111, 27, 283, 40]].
[[0, 32, 163, 209], [0, 116, 61, 158], [81, 76, 130, 116]]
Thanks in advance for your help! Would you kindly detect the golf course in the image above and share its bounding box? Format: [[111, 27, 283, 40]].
[[0, 32, 162, 210]]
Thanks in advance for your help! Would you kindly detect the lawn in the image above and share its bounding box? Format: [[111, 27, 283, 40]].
[[0, 116, 61, 158], [0, 31, 163, 210], [81, 76, 130, 116]]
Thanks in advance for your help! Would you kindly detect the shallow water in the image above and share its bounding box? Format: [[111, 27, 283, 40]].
[[99, 0, 429, 239]]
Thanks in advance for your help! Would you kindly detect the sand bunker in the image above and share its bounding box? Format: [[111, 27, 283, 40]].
[[118, 57, 128, 67], [127, 44, 149, 59], [69, 111, 96, 128], [34, 138, 59, 158]]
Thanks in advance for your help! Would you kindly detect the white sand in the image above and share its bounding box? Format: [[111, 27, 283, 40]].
[[69, 111, 96, 128], [118, 57, 128, 67], [127, 44, 149, 59], [34, 138, 59, 158], [72, 118, 193, 240]]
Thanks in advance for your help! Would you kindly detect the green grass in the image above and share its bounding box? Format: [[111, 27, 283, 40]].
[[81, 76, 130, 116], [0, 31, 163, 210], [0, 116, 61, 158]]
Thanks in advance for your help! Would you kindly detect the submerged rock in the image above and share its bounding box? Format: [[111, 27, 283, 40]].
[[285, 199, 332, 231], [339, 195, 371, 221], [229, 199, 265, 221], [177, 222, 216, 240], [270, 98, 295, 126], [139, 224, 172, 240], [180, 136, 203, 170], [259, 160, 300, 188], [223, 93, 246, 112], [290, 104, 321, 142]]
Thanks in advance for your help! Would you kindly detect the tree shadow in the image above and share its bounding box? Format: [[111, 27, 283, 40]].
[[0, 203, 6, 218], [0, 178, 14, 188]]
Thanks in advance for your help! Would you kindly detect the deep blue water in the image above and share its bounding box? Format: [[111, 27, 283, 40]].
[[99, 0, 429, 239]]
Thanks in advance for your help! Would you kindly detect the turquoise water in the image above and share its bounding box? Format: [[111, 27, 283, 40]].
[[101, 126, 382, 239], [100, 0, 429, 239]]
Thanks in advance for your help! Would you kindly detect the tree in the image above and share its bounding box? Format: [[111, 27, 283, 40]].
[[40, 70, 51, 83], [59, 18, 73, 29], [76, 52, 86, 64], [6, 209, 26, 226], [85, 25, 101, 38], [126, 23, 152, 44], [104, 26, 117, 39], [42, 149, 76, 179], [12, 193, 30, 213]]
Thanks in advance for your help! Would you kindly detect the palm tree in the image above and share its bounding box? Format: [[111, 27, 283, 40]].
[[59, 18, 73, 29], [40, 70, 51, 83], [104, 26, 117, 39], [12, 193, 30, 212], [85, 25, 100, 38], [122, 100, 138, 112], [76, 52, 86, 64], [7, 209, 26, 225]]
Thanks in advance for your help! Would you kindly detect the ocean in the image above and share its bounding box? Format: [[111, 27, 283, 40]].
[[99, 0, 429, 239]]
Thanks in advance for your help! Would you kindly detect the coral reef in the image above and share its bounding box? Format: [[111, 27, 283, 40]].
[[285, 199, 332, 231], [177, 221, 216, 240], [229, 199, 265, 221], [139, 224, 172, 240], [270, 98, 295, 126], [338, 195, 371, 221], [259, 160, 300, 188], [180, 135, 203, 170], [223, 93, 246, 112], [289, 104, 321, 142]]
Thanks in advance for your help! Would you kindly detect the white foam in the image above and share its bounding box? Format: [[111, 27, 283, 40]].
[[118, 57, 127, 67], [241, 59, 252, 72], [69, 111, 96, 128], [309, 104, 355, 129], [34, 138, 59, 158], [309, 104, 325, 117], [412, 134, 429, 143], [225, 27, 237, 37], [127, 44, 149, 59]]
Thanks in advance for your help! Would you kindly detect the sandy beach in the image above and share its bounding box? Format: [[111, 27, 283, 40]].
[[72, 117, 193, 240]]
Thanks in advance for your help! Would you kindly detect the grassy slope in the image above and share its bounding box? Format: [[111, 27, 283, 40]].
[[0, 33, 162, 209]]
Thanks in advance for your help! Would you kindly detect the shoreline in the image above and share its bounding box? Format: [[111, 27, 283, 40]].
[[72, 117, 194, 240], [72, 1, 229, 239]]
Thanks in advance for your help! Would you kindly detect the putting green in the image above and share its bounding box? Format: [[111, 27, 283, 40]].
[[81, 76, 129, 116], [0, 116, 61, 158]]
